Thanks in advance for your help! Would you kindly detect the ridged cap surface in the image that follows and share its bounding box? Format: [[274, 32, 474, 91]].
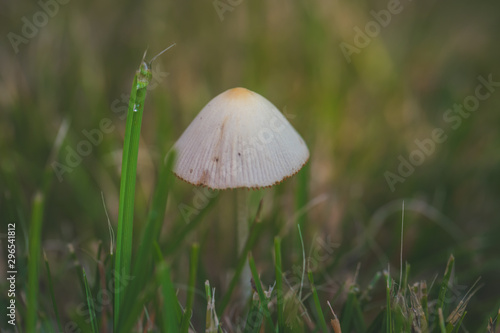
[[173, 87, 309, 189]]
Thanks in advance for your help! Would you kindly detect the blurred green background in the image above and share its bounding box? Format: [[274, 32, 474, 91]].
[[1, 0, 500, 331]]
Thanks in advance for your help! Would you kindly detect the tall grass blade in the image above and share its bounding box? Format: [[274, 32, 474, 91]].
[[119, 150, 176, 326], [158, 262, 181, 333], [114, 73, 142, 327], [114, 50, 161, 328]]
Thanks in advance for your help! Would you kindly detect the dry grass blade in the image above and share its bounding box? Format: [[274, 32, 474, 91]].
[[409, 283, 428, 332], [327, 301, 342, 333], [447, 277, 481, 325]]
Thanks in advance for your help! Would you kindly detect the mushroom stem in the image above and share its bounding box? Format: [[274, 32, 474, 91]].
[[237, 189, 251, 303]]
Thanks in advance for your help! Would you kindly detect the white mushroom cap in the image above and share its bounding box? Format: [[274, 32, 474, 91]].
[[173, 87, 309, 189]]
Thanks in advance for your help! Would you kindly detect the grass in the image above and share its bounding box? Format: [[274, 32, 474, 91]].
[[43, 250, 63, 333], [9, 49, 499, 333], [26, 192, 44, 332], [274, 236, 285, 331], [114, 53, 151, 330], [83, 268, 99, 333], [2, 0, 500, 331]]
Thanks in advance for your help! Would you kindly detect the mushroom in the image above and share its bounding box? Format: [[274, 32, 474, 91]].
[[173, 87, 309, 301], [173, 87, 309, 189]]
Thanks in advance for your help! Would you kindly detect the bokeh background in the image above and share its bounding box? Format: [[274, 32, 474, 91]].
[[1, 0, 500, 331]]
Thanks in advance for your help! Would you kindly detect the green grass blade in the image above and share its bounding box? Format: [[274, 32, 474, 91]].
[[361, 271, 382, 302], [392, 304, 406, 333], [180, 309, 192, 333], [186, 243, 200, 312], [83, 268, 99, 333], [205, 282, 212, 330], [158, 262, 181, 333], [114, 55, 153, 329], [274, 236, 285, 332], [119, 150, 177, 325], [43, 251, 63, 332], [437, 255, 455, 311], [402, 262, 410, 299], [248, 253, 275, 332], [181, 243, 200, 333], [421, 281, 429, 321], [438, 308, 447, 333], [384, 270, 392, 333], [341, 283, 366, 333], [307, 270, 329, 333], [451, 310, 466, 333], [26, 192, 45, 332], [114, 72, 139, 328]]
